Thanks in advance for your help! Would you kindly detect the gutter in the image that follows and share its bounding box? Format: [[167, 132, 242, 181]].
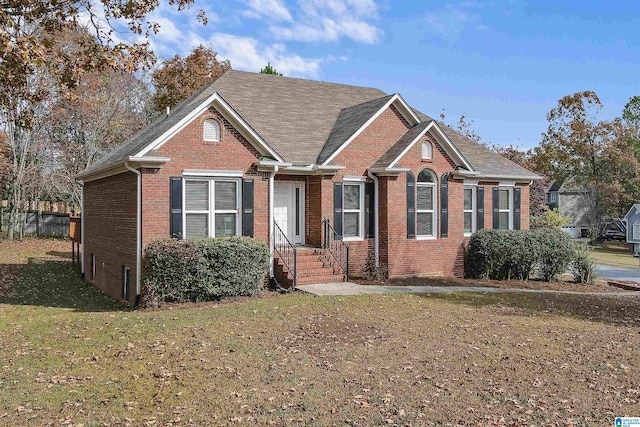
[[367, 170, 379, 267], [124, 161, 142, 302]]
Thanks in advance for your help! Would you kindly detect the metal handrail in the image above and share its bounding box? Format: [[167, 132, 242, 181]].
[[322, 218, 349, 280], [273, 221, 297, 286]]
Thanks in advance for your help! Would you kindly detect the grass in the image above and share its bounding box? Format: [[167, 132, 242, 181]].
[[1, 239, 640, 425], [590, 242, 640, 269]]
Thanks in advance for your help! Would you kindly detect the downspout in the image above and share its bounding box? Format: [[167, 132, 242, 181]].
[[125, 162, 142, 300], [269, 165, 279, 276], [80, 180, 85, 280], [367, 170, 379, 266]]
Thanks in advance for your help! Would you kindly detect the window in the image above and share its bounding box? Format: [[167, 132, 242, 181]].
[[464, 187, 476, 235], [416, 169, 437, 238], [549, 192, 557, 203], [421, 141, 432, 159], [203, 119, 220, 142], [184, 178, 240, 239], [343, 182, 364, 239], [498, 188, 512, 230], [634, 221, 640, 240]]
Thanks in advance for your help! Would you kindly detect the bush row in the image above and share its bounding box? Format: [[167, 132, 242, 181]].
[[466, 228, 594, 282], [141, 237, 269, 307]]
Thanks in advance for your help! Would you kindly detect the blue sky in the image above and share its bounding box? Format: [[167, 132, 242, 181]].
[[142, 0, 640, 149]]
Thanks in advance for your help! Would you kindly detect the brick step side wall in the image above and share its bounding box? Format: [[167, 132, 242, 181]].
[[274, 248, 346, 287]]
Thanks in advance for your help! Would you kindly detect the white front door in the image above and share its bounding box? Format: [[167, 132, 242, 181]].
[[274, 181, 304, 244]]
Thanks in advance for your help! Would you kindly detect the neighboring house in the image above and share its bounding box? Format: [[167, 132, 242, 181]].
[[76, 70, 539, 304], [546, 178, 596, 238], [624, 204, 640, 253]]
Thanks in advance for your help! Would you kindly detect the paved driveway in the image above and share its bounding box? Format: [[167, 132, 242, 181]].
[[595, 263, 640, 282]]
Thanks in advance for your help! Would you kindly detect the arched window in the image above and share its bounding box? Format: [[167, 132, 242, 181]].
[[203, 119, 220, 142], [416, 169, 437, 238], [421, 140, 432, 159]]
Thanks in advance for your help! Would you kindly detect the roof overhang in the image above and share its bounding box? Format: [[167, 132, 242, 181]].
[[321, 93, 421, 166], [388, 121, 475, 172], [624, 204, 640, 220], [450, 169, 541, 183], [135, 92, 285, 163], [260, 162, 346, 175], [75, 156, 171, 182], [368, 166, 411, 176]]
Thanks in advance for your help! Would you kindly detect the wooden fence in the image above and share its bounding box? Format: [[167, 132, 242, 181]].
[[0, 209, 70, 237]]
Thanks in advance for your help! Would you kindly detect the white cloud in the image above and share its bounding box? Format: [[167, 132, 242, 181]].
[[244, 0, 292, 22], [268, 0, 381, 44], [423, 2, 486, 43], [206, 33, 322, 77]]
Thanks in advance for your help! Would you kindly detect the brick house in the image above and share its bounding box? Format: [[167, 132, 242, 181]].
[[76, 70, 538, 304]]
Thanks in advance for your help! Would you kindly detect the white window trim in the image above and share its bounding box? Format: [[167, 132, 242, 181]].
[[183, 177, 241, 239], [549, 192, 557, 203], [463, 186, 477, 237], [498, 187, 514, 230], [633, 221, 640, 240], [203, 119, 220, 142], [343, 181, 365, 241], [416, 171, 437, 240], [421, 140, 432, 159]]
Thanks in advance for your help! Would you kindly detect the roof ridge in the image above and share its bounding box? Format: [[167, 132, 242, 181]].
[[226, 69, 386, 93]]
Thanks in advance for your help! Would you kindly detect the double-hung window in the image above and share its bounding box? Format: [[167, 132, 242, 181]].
[[416, 170, 437, 238], [463, 186, 476, 235], [343, 182, 364, 240], [184, 178, 240, 239], [497, 188, 512, 230], [634, 221, 640, 240]]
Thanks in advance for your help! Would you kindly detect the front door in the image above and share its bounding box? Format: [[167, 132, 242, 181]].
[[274, 181, 304, 244]]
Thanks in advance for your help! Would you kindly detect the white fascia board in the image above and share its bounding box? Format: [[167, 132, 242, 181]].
[[428, 122, 475, 171], [321, 94, 420, 166], [368, 167, 410, 176], [135, 92, 285, 163], [277, 164, 346, 175], [498, 180, 517, 187], [128, 156, 171, 163], [343, 175, 367, 182], [388, 121, 435, 168], [182, 169, 243, 177]]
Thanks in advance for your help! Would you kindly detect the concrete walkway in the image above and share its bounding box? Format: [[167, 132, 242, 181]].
[[295, 282, 639, 297]]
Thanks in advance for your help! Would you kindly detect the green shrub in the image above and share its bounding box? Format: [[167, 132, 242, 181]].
[[466, 227, 575, 282], [570, 244, 597, 284], [141, 237, 269, 307], [531, 228, 574, 281]]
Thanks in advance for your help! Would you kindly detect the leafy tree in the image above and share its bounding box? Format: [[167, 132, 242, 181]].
[[151, 45, 231, 114], [530, 206, 571, 229], [260, 63, 283, 76], [439, 110, 485, 144], [46, 70, 151, 209], [533, 91, 640, 225]]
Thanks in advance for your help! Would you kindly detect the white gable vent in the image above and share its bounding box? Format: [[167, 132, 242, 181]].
[[203, 119, 220, 142]]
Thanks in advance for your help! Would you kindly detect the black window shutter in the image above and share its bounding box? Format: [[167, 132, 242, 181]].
[[333, 182, 343, 238], [169, 177, 183, 238], [364, 182, 375, 239], [440, 173, 449, 238], [406, 172, 415, 238], [492, 187, 499, 229], [477, 187, 485, 230], [242, 179, 254, 237], [514, 187, 521, 230]]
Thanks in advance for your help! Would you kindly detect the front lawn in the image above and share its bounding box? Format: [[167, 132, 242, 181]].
[[591, 242, 640, 269], [1, 239, 639, 425]]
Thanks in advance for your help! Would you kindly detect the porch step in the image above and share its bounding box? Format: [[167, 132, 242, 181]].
[[274, 247, 345, 288]]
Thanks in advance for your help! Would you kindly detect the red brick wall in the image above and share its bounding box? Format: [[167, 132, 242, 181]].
[[83, 172, 137, 303], [142, 107, 268, 247]]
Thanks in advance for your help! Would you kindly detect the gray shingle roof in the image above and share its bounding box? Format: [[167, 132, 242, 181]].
[[371, 121, 433, 169], [78, 69, 539, 180], [317, 94, 395, 164]]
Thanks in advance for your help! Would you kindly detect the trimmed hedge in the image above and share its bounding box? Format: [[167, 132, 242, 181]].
[[466, 228, 575, 282], [141, 237, 269, 307]]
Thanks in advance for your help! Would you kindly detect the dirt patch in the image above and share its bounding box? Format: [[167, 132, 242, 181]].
[[356, 275, 634, 293], [276, 313, 386, 361]]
